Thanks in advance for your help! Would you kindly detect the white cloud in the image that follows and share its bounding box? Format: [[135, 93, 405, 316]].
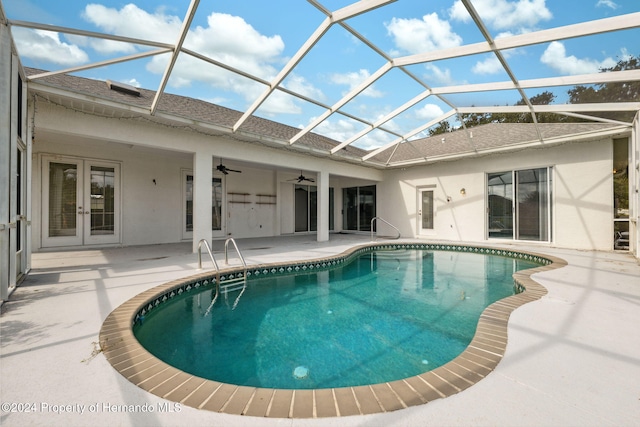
[[260, 92, 302, 115], [596, 0, 619, 9], [82, 3, 181, 44], [449, 0, 552, 31], [126, 78, 141, 88], [314, 117, 361, 142], [330, 69, 383, 98], [540, 41, 617, 75], [423, 63, 456, 86], [283, 74, 325, 101], [415, 104, 445, 121], [386, 13, 462, 55], [185, 12, 285, 80], [12, 28, 90, 66], [472, 55, 503, 74], [80, 4, 312, 114]]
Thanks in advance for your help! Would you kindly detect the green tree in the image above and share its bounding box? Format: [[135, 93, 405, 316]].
[[427, 120, 452, 136], [425, 55, 639, 134], [568, 55, 640, 122]]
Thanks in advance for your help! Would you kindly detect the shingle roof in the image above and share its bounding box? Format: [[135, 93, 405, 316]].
[[26, 68, 628, 168], [25, 68, 371, 162], [371, 122, 628, 165]]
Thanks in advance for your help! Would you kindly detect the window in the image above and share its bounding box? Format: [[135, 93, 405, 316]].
[[421, 190, 434, 230], [185, 174, 222, 232], [488, 167, 552, 242]]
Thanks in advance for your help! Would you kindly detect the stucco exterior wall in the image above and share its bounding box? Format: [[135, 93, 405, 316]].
[[377, 139, 614, 251], [30, 103, 384, 250]]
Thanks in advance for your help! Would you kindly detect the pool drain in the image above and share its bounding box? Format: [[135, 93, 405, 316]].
[[293, 366, 309, 379]]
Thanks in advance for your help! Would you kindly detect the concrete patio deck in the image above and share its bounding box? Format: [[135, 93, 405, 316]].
[[1, 234, 639, 427]]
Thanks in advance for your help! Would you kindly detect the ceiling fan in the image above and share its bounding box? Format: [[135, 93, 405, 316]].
[[216, 159, 241, 175], [289, 171, 315, 183]]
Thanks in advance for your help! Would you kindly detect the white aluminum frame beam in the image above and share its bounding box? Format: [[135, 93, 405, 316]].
[[150, 0, 200, 115], [431, 69, 640, 95], [232, 0, 396, 133], [8, 20, 175, 50], [290, 62, 393, 145], [330, 90, 432, 153], [363, 110, 457, 161], [394, 12, 640, 68]]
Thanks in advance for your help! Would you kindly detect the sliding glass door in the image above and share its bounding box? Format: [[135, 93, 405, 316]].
[[343, 185, 376, 232], [487, 167, 552, 242]]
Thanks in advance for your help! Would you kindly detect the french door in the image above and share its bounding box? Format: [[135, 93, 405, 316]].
[[42, 156, 120, 247]]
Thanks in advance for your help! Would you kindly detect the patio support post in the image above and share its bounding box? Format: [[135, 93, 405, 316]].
[[192, 151, 213, 253], [317, 170, 329, 242]]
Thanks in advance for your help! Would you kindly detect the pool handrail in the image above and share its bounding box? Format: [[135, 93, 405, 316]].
[[197, 239, 219, 271], [198, 238, 248, 314], [371, 216, 401, 241], [224, 237, 247, 268]]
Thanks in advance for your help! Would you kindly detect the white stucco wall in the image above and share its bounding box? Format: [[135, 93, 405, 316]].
[[31, 101, 626, 253], [30, 103, 383, 250], [377, 139, 614, 251]]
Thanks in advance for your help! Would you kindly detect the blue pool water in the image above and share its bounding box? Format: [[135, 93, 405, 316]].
[[134, 249, 539, 389]]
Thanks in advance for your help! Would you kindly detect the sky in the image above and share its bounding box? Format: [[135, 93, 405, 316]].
[[3, 0, 639, 150]]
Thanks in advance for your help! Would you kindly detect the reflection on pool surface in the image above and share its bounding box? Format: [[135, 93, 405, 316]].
[[134, 249, 540, 389]]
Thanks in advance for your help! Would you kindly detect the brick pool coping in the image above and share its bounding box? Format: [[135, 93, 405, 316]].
[[99, 242, 567, 419]]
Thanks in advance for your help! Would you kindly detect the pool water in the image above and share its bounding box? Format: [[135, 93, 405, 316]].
[[134, 249, 539, 389]]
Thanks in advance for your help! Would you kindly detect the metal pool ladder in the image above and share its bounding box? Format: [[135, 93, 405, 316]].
[[370, 216, 401, 241], [197, 238, 248, 312]]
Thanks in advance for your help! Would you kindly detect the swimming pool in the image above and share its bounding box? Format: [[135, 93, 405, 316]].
[[134, 249, 539, 389], [99, 242, 565, 418]]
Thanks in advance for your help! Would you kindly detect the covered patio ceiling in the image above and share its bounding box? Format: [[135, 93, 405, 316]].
[[2, 0, 639, 167]]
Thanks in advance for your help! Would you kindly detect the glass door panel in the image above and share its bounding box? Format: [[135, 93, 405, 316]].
[[43, 159, 83, 247], [420, 189, 434, 232], [359, 185, 376, 232], [212, 177, 223, 235], [89, 166, 115, 236], [488, 172, 513, 239], [295, 185, 309, 232], [516, 168, 549, 241], [310, 186, 317, 232], [84, 162, 120, 245], [343, 187, 358, 230], [184, 173, 225, 239]]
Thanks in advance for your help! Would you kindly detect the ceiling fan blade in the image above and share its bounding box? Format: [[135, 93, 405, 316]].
[[216, 163, 241, 174]]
